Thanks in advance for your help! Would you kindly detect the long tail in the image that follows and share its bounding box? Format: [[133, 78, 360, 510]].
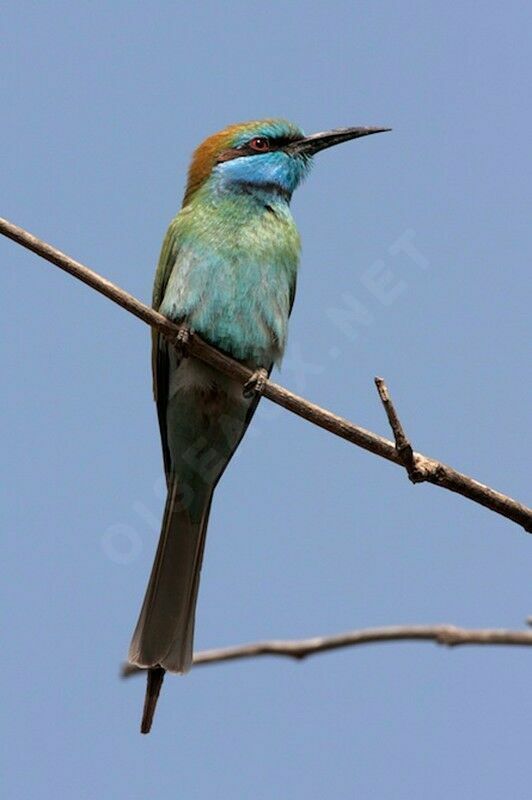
[[140, 666, 165, 734], [128, 476, 212, 733]]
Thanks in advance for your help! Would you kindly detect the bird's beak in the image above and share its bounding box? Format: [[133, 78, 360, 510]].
[[287, 126, 391, 156]]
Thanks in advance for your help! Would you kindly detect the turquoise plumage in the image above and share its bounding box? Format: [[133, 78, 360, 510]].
[[128, 118, 389, 732]]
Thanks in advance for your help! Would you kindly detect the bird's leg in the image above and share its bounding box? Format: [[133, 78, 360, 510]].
[[173, 324, 191, 360], [243, 368, 269, 399]]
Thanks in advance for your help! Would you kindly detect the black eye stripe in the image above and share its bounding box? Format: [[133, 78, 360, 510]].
[[218, 134, 301, 164], [239, 135, 299, 151]]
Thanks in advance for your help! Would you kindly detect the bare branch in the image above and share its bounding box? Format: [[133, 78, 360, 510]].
[[1, 216, 531, 532], [121, 622, 532, 676]]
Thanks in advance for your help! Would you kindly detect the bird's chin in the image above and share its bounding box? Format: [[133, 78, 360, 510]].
[[215, 150, 311, 198]]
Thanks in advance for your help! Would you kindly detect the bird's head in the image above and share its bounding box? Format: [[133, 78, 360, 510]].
[[182, 118, 390, 206]]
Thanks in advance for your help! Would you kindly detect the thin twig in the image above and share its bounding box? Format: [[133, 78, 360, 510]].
[[121, 622, 532, 675], [1, 216, 531, 532], [374, 376, 419, 479]]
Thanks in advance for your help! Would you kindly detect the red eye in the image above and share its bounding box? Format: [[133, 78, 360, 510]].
[[249, 137, 270, 152]]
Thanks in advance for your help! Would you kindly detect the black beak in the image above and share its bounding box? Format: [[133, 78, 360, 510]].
[[287, 126, 391, 156]]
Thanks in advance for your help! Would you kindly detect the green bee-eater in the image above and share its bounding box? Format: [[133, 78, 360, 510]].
[[128, 118, 389, 732]]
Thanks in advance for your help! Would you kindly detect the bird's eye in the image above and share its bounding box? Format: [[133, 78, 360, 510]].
[[249, 137, 270, 152]]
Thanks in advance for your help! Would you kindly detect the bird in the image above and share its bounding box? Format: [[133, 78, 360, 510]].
[[128, 118, 390, 733]]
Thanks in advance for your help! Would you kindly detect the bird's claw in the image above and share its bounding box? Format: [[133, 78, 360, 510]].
[[243, 368, 268, 399], [173, 325, 191, 359]]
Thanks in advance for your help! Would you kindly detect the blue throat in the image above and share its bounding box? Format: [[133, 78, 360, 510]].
[[212, 148, 312, 203]]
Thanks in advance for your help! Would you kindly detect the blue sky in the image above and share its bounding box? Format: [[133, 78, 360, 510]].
[[1, 2, 531, 798]]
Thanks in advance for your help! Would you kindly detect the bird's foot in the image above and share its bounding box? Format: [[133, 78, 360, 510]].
[[173, 325, 191, 359], [243, 368, 269, 399]]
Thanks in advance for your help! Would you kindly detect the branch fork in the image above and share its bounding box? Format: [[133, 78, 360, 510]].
[[374, 377, 421, 481], [374, 377, 450, 486]]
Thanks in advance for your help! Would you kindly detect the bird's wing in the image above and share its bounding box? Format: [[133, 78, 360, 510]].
[[152, 217, 181, 479], [152, 216, 180, 395], [288, 277, 297, 317]]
